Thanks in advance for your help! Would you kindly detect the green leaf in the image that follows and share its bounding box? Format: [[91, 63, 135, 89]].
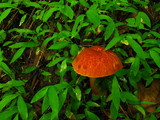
[[121, 92, 138, 102], [86, 101, 100, 107], [48, 41, 69, 49], [31, 86, 49, 103], [57, 22, 62, 31], [0, 94, 18, 110], [17, 96, 28, 120], [47, 57, 65, 67], [48, 86, 59, 119], [150, 31, 160, 38], [60, 59, 67, 80], [60, 5, 74, 19], [71, 15, 85, 38], [19, 14, 27, 26], [42, 95, 50, 114], [0, 62, 15, 79], [105, 21, 115, 40], [10, 47, 25, 63], [24, 1, 42, 8], [8, 28, 35, 35], [13, 114, 19, 120], [59, 88, 68, 111], [22, 66, 37, 73], [141, 59, 152, 74], [70, 44, 79, 56], [86, 5, 100, 27], [111, 76, 120, 111], [127, 35, 146, 59], [9, 42, 38, 48], [79, 0, 89, 8], [0, 106, 18, 120], [74, 86, 81, 101], [0, 3, 15, 8], [130, 56, 140, 76], [0, 30, 6, 43], [134, 105, 146, 118], [40, 113, 51, 120], [105, 36, 122, 50], [136, 12, 151, 28], [85, 109, 100, 120], [7, 80, 25, 87], [43, 8, 58, 22], [110, 102, 118, 120], [150, 114, 157, 120], [150, 50, 160, 68], [0, 8, 12, 23]]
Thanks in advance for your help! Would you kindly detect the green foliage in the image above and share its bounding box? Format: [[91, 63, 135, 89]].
[[0, 0, 160, 119]]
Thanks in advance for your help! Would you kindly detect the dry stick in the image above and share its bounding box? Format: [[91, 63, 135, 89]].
[[120, 105, 130, 119]]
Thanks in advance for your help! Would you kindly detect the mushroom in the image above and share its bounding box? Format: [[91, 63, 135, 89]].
[[72, 46, 123, 95]]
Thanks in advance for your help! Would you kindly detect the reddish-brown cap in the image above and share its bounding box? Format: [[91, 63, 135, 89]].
[[72, 46, 123, 78]]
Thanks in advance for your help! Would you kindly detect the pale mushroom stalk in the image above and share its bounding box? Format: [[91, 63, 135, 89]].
[[89, 78, 105, 95]]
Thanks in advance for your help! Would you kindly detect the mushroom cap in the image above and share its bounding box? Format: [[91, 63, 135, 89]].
[[72, 46, 123, 78]]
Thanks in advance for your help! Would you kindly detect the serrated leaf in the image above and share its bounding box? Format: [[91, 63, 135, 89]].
[[150, 50, 160, 68], [0, 8, 12, 23], [31, 86, 49, 103], [43, 8, 58, 22], [60, 5, 74, 19], [111, 76, 120, 111], [17, 96, 28, 120], [127, 35, 146, 59], [0, 94, 18, 110], [48, 41, 69, 49], [10, 47, 25, 63]]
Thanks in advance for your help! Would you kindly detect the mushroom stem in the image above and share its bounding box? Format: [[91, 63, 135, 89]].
[[89, 77, 105, 95]]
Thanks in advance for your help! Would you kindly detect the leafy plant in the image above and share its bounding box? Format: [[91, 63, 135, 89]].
[[0, 0, 160, 119]]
